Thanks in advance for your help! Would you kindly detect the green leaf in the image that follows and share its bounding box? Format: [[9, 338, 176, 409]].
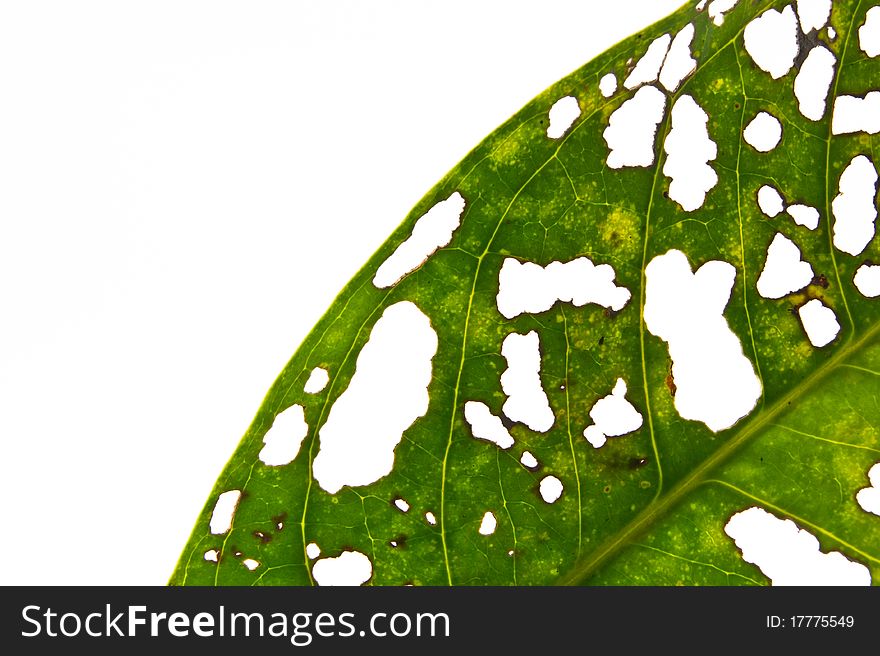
[[171, 0, 880, 586]]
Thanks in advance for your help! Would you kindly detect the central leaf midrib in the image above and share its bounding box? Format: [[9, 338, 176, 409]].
[[556, 320, 880, 585]]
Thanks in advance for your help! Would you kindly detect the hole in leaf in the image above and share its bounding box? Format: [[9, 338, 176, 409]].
[[643, 250, 762, 431], [724, 506, 870, 585], [203, 549, 219, 563], [253, 530, 272, 544], [312, 550, 373, 586], [209, 490, 242, 535], [786, 203, 820, 230], [796, 0, 831, 33], [859, 6, 880, 57], [258, 404, 308, 467], [793, 45, 835, 121], [708, 0, 739, 26], [373, 192, 466, 288], [583, 378, 643, 448], [272, 512, 287, 532], [500, 331, 554, 433], [538, 475, 564, 504], [659, 24, 696, 92], [464, 401, 514, 449], [757, 184, 785, 217], [546, 96, 581, 139], [662, 94, 718, 211], [743, 111, 782, 152], [756, 233, 814, 299], [393, 497, 410, 513], [478, 511, 497, 536], [831, 155, 878, 256], [389, 535, 407, 549], [832, 91, 880, 136], [424, 511, 437, 526], [304, 367, 330, 394], [599, 73, 618, 98], [496, 256, 631, 320], [854, 263, 880, 298], [242, 558, 260, 571], [798, 298, 840, 347], [306, 542, 321, 560], [856, 463, 880, 516], [604, 85, 667, 169], [520, 450, 539, 470], [744, 5, 799, 79], [313, 301, 438, 493]]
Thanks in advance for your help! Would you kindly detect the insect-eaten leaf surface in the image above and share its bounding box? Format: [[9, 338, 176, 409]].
[[172, 1, 880, 586]]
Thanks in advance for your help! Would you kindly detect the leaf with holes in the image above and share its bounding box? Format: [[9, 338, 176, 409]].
[[171, 0, 880, 586]]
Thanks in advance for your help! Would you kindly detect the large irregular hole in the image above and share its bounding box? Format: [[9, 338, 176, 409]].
[[856, 463, 880, 516], [724, 506, 870, 585], [662, 95, 718, 212], [538, 475, 564, 504], [304, 367, 330, 394], [786, 203, 820, 230], [204, 549, 219, 563], [831, 155, 878, 256], [708, 0, 739, 26], [659, 24, 697, 92], [500, 331, 554, 433], [546, 96, 581, 139], [798, 299, 840, 347], [313, 301, 438, 494], [756, 233, 814, 299], [464, 401, 514, 449], [793, 45, 836, 121], [643, 250, 762, 431], [743, 111, 782, 152], [583, 378, 643, 448], [496, 256, 631, 320], [312, 550, 373, 586], [743, 5, 799, 79], [832, 92, 880, 136], [796, 0, 831, 33], [623, 33, 671, 90], [373, 192, 466, 288], [604, 85, 667, 169], [599, 73, 618, 98], [258, 404, 308, 467], [854, 263, 880, 297], [209, 490, 242, 535], [757, 184, 785, 217], [860, 6, 880, 58], [478, 511, 497, 536]]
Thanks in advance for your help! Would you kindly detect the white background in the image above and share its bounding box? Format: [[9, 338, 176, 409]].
[[0, 0, 685, 585]]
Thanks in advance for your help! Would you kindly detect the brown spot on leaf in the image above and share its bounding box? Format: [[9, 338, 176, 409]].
[[665, 372, 677, 397], [811, 273, 829, 289]]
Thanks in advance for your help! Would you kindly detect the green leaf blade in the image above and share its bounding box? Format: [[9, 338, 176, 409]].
[[171, 0, 880, 586]]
